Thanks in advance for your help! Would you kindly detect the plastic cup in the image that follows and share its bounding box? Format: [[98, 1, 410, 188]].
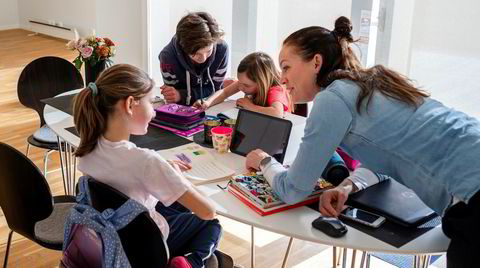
[[211, 126, 233, 153], [223, 119, 236, 139], [204, 120, 222, 144], [223, 118, 236, 129]]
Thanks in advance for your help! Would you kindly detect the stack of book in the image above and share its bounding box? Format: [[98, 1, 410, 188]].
[[228, 172, 333, 216], [150, 104, 205, 137]]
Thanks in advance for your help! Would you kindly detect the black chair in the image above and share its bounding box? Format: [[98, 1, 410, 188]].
[[0, 142, 76, 268], [75, 177, 234, 268], [17, 56, 84, 178], [293, 103, 309, 117], [87, 177, 170, 268]]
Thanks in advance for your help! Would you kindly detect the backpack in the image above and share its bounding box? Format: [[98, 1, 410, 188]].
[[61, 177, 148, 268]]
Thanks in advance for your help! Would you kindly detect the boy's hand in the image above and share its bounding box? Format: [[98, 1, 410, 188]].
[[160, 85, 181, 103]]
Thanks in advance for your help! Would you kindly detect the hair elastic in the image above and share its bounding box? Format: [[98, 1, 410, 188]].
[[88, 82, 98, 97]]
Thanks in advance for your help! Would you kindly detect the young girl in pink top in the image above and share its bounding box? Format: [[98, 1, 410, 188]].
[[194, 52, 292, 117], [73, 64, 221, 268]]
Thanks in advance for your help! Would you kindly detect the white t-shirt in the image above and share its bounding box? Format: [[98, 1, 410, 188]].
[[77, 136, 193, 239]]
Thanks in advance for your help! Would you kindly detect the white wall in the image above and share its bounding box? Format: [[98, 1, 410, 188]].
[[95, 0, 146, 69], [17, 0, 96, 37], [407, 0, 480, 118], [17, 0, 147, 70], [148, 0, 171, 87], [387, 0, 415, 75], [231, 0, 255, 77], [276, 0, 352, 56], [411, 0, 480, 58], [0, 0, 19, 30], [231, 0, 351, 77]]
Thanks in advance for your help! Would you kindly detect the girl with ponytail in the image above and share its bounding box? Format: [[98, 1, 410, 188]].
[[73, 64, 222, 268]]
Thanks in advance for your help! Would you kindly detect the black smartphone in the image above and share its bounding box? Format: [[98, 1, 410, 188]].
[[339, 206, 386, 228]]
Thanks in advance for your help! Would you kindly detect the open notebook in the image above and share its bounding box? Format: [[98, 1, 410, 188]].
[[217, 107, 239, 120], [157, 143, 235, 185]]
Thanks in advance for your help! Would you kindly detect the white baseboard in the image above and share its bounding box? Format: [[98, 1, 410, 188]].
[[27, 19, 76, 40], [0, 24, 20, 31]]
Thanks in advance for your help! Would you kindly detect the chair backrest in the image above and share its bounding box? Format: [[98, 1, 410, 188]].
[[17, 56, 84, 126], [0, 142, 54, 241], [87, 178, 170, 268], [293, 103, 308, 117]]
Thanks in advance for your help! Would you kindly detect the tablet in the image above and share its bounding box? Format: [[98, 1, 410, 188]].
[[230, 109, 292, 163]]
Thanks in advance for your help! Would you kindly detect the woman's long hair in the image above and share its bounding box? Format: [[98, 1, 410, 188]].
[[73, 64, 154, 157], [283, 16, 429, 112]]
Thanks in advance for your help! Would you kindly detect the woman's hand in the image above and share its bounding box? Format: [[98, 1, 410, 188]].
[[160, 85, 181, 103], [193, 99, 211, 110], [318, 186, 349, 217], [245, 149, 270, 170], [167, 160, 192, 172], [236, 97, 254, 109]]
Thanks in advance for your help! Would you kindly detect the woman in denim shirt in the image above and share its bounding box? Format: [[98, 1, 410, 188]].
[[245, 16, 480, 267]]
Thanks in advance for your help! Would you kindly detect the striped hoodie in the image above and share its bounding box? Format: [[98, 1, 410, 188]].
[[159, 36, 229, 105]]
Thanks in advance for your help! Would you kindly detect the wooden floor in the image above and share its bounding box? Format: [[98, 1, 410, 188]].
[[0, 29, 416, 268]]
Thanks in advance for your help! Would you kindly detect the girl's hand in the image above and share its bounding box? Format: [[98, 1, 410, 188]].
[[167, 160, 192, 172], [245, 149, 270, 170], [193, 99, 210, 110], [160, 85, 181, 103], [318, 187, 349, 217], [236, 97, 254, 109]]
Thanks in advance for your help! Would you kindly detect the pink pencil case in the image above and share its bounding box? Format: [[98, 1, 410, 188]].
[[154, 104, 205, 124]]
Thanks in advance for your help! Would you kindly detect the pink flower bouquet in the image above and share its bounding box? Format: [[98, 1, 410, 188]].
[[67, 36, 116, 70]]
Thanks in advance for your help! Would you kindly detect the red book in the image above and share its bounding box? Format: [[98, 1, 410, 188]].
[[227, 172, 332, 216]]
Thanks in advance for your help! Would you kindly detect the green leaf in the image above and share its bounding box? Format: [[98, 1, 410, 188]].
[[73, 57, 83, 70]]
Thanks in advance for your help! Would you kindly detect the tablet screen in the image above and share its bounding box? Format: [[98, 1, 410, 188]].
[[230, 109, 292, 163]]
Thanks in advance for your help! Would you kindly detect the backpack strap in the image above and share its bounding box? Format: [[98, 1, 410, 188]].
[[76, 176, 92, 205]]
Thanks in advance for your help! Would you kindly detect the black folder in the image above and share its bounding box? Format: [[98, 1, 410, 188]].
[[347, 179, 437, 227]]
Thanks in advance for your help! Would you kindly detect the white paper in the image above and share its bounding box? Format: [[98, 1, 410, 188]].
[[205, 100, 236, 116], [157, 144, 235, 184], [218, 108, 239, 119]]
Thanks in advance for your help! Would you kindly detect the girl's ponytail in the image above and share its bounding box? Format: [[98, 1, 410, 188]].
[[73, 84, 106, 157]]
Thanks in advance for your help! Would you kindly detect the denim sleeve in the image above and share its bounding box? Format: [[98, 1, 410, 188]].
[[265, 90, 353, 204]]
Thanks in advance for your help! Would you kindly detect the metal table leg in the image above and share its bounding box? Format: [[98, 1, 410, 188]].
[[251, 226, 255, 268], [333, 247, 337, 268], [281, 237, 294, 268], [57, 136, 76, 195], [342, 248, 347, 268], [360, 251, 366, 268], [351, 249, 357, 268]]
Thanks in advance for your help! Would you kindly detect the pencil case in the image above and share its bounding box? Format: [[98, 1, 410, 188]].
[[154, 104, 205, 124]]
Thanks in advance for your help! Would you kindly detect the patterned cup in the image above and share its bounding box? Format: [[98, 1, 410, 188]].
[[223, 118, 236, 129], [223, 119, 236, 138], [211, 126, 233, 153], [204, 120, 222, 144]]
